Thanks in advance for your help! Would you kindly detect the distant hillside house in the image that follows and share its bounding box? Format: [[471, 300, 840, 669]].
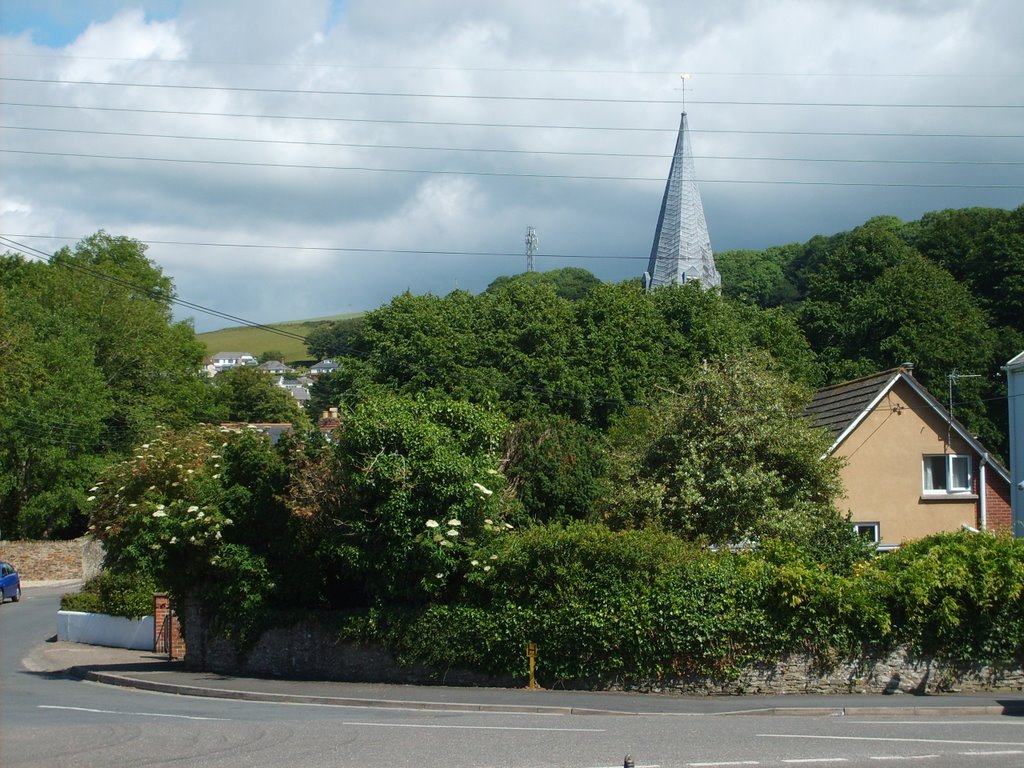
[[310, 359, 339, 376], [211, 351, 258, 373], [806, 365, 1012, 549], [219, 422, 294, 445], [257, 360, 290, 375]]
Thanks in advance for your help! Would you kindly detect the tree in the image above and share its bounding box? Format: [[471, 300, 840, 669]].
[[0, 234, 208, 538], [304, 316, 365, 360], [258, 350, 285, 364], [486, 267, 602, 301], [601, 355, 857, 565], [213, 365, 308, 425], [502, 415, 607, 525], [286, 393, 515, 604]]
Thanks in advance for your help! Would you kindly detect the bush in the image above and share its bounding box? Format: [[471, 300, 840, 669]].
[[870, 531, 1024, 664], [61, 571, 158, 619], [360, 523, 786, 685]]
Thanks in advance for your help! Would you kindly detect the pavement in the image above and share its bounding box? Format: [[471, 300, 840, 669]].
[[19, 581, 1024, 719]]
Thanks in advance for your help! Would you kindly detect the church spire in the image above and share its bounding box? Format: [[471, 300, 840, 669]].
[[644, 111, 720, 291]]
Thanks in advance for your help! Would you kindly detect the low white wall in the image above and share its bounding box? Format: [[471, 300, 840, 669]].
[[57, 610, 154, 651]]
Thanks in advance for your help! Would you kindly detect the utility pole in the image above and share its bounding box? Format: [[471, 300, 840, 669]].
[[525, 226, 538, 273]]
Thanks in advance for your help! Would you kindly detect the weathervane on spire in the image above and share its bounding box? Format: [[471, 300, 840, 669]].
[[677, 72, 691, 112]]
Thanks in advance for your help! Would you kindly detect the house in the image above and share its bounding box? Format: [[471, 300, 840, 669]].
[[309, 359, 339, 376], [210, 351, 258, 373], [290, 386, 310, 407], [1005, 350, 1024, 537], [318, 407, 342, 441], [257, 360, 290, 375], [805, 365, 1012, 549], [219, 422, 294, 445]]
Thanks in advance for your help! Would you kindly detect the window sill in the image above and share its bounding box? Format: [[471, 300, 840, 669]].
[[919, 493, 978, 503]]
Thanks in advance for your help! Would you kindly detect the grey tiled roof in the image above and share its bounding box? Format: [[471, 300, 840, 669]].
[[804, 369, 902, 440]]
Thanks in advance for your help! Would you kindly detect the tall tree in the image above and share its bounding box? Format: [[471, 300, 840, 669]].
[[0, 234, 208, 538], [601, 355, 858, 565]]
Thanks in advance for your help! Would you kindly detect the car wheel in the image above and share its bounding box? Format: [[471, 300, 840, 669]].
[[11, 586, 20, 602]]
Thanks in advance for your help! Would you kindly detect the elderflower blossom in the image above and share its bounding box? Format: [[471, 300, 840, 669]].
[[472, 482, 493, 497], [425, 519, 440, 529]]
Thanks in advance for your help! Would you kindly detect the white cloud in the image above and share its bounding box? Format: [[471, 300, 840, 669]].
[[1, 0, 1021, 331]]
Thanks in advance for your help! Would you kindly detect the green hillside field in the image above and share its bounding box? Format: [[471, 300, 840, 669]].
[[197, 313, 362, 365]]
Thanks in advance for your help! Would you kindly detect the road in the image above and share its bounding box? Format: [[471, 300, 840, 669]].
[[2, 585, 1024, 767]]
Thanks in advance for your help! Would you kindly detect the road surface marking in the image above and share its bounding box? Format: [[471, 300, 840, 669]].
[[781, 760, 847, 764], [341, 721, 603, 732], [867, 757, 939, 761], [40, 704, 229, 721], [959, 751, 1024, 756], [761, 734, 1024, 747], [687, 762, 760, 766]]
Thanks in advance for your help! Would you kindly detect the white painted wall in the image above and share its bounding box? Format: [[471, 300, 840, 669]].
[[1008, 352, 1024, 538], [57, 610, 154, 651]]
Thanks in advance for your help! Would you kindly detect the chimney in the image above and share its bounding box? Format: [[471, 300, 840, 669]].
[[900, 362, 914, 376]]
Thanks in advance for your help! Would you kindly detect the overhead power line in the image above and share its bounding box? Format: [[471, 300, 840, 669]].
[[5, 101, 1022, 139], [4, 148, 1022, 188], [3, 52, 1020, 79], [1, 233, 648, 261], [3, 125, 1020, 166], [4, 76, 1023, 109], [0, 236, 311, 343]]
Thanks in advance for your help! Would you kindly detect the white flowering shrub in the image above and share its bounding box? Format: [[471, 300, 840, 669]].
[[86, 425, 274, 642], [288, 393, 520, 602]]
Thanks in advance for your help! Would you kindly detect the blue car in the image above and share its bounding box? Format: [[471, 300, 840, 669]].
[[0, 561, 21, 603]]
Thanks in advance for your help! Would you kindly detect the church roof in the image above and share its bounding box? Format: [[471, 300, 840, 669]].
[[645, 112, 720, 290]]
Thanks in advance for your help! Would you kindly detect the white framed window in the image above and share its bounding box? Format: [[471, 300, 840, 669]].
[[853, 522, 880, 544], [922, 454, 972, 494]]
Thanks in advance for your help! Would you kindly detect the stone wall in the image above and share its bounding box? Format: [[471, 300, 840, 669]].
[[613, 650, 1024, 696], [182, 603, 514, 686], [0, 537, 104, 581], [183, 607, 1024, 695]]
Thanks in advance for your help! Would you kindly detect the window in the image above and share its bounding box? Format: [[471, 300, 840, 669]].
[[923, 454, 972, 493], [853, 522, 880, 544]]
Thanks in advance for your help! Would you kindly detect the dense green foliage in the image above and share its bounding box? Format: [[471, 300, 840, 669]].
[[601, 356, 863, 569], [303, 316, 366, 360], [67, 206, 1024, 681], [718, 205, 1024, 457], [336, 528, 1024, 686], [0, 234, 210, 538], [61, 571, 158, 619], [211, 365, 310, 425]]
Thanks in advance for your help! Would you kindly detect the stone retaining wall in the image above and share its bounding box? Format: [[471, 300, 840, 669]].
[[182, 606, 1024, 694], [0, 537, 104, 581]]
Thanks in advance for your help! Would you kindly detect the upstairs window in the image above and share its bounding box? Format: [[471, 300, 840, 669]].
[[923, 454, 972, 494]]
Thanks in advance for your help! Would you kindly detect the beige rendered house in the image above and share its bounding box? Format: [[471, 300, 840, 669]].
[[806, 366, 1012, 549]]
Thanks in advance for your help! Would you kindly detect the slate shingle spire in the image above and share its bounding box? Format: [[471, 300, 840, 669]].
[[644, 111, 720, 291]]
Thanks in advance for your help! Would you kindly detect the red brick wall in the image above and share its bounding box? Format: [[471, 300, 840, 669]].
[[153, 593, 186, 660], [985, 472, 1013, 532]]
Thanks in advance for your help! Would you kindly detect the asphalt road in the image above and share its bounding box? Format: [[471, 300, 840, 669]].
[[3, 585, 1024, 767]]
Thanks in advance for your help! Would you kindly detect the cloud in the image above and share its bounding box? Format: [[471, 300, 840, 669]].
[[1, 0, 1021, 332]]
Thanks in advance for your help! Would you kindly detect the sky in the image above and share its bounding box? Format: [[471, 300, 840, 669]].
[[1, 0, 1022, 333]]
